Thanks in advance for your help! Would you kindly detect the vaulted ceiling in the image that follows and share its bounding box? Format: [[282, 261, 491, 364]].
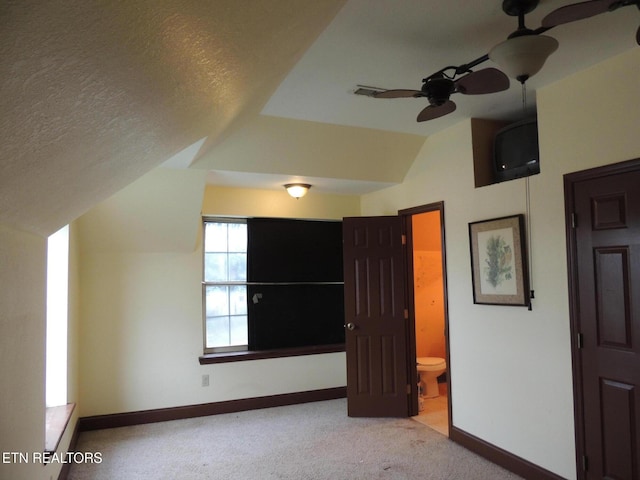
[[1, 0, 637, 236], [0, 0, 346, 235]]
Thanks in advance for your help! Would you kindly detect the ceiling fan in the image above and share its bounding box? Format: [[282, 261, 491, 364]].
[[372, 0, 546, 122], [372, 0, 639, 123], [373, 67, 510, 122], [541, 0, 640, 45]]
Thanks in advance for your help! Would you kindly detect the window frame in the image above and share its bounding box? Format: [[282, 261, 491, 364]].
[[202, 217, 249, 354], [201, 216, 346, 361]]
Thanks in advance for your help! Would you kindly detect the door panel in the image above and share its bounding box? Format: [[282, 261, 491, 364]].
[[343, 216, 409, 417], [600, 379, 635, 480], [594, 247, 631, 349], [572, 167, 640, 480]]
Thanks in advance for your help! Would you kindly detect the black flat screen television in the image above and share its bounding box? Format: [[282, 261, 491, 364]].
[[493, 117, 540, 183]]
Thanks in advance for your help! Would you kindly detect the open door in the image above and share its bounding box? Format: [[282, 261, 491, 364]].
[[343, 216, 410, 417]]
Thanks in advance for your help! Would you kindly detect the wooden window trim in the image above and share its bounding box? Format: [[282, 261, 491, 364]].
[[45, 403, 75, 453], [199, 343, 345, 365]]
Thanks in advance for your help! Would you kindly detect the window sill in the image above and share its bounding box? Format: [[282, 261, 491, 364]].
[[45, 403, 75, 453], [199, 343, 345, 364]]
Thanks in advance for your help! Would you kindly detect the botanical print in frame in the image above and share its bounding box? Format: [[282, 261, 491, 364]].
[[469, 214, 530, 306]]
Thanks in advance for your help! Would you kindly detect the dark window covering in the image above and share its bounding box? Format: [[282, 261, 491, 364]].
[[246, 218, 345, 350], [248, 284, 345, 350], [247, 218, 343, 283]]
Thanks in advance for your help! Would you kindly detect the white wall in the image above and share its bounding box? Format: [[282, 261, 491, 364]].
[[0, 224, 47, 480], [77, 174, 359, 417], [0, 223, 81, 480], [361, 47, 640, 479]]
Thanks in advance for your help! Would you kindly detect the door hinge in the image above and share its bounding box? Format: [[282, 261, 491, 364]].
[[577, 333, 584, 349], [401, 234, 407, 245], [407, 384, 412, 395], [582, 455, 588, 471], [404, 308, 409, 320], [571, 212, 577, 229]]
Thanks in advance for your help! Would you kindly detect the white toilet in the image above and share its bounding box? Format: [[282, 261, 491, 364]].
[[417, 357, 446, 399]]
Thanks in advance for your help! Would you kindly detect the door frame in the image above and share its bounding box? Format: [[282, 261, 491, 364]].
[[563, 157, 640, 479], [399, 201, 451, 425]]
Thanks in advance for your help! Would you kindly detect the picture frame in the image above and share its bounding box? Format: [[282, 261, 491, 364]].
[[468, 214, 530, 306]]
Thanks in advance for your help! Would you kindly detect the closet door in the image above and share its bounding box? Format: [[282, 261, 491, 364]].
[[566, 160, 640, 479]]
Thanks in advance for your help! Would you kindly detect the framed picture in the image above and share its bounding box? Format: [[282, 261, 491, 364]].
[[469, 214, 530, 306]]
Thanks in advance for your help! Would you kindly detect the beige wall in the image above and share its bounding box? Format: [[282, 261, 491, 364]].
[[361, 47, 640, 480], [77, 177, 359, 417]]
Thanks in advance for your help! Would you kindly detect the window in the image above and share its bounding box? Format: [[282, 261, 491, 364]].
[[203, 219, 248, 352], [202, 217, 345, 356], [45, 224, 74, 453], [46, 224, 69, 407]]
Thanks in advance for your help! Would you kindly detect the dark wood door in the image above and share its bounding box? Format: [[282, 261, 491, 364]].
[[342, 216, 409, 417], [571, 165, 640, 479]]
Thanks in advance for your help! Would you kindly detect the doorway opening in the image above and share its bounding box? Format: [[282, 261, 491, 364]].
[[401, 202, 450, 436]]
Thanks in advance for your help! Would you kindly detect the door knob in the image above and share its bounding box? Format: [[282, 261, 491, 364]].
[[346, 322, 356, 331]]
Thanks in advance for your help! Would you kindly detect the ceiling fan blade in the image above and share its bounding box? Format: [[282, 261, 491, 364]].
[[416, 100, 456, 122], [373, 89, 423, 99], [455, 68, 510, 95], [541, 0, 617, 27]]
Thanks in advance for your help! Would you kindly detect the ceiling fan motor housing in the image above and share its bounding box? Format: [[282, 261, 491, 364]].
[[422, 77, 455, 106], [502, 0, 539, 16]]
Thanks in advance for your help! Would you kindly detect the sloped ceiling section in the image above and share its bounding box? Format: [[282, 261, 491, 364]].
[[194, 115, 426, 188], [0, 0, 346, 237], [76, 168, 206, 253]]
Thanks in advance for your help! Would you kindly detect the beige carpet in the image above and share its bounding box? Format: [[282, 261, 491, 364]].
[[69, 398, 522, 480]]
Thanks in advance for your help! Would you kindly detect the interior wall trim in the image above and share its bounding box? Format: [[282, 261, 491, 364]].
[[450, 426, 566, 480], [78, 387, 347, 432]]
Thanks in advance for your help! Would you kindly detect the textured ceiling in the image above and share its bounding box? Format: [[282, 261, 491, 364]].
[[0, 0, 346, 236], [1, 0, 638, 236]]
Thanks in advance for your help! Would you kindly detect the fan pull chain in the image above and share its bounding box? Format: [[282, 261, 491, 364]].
[[522, 82, 534, 310], [526, 175, 534, 310]]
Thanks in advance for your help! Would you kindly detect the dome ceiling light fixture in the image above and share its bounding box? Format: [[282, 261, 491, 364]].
[[488, 0, 558, 84], [284, 183, 311, 199]]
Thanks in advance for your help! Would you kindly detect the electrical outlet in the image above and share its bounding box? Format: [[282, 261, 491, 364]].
[[202, 374, 210, 387]]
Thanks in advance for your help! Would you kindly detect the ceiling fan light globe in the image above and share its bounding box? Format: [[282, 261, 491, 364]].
[[489, 34, 558, 82]]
